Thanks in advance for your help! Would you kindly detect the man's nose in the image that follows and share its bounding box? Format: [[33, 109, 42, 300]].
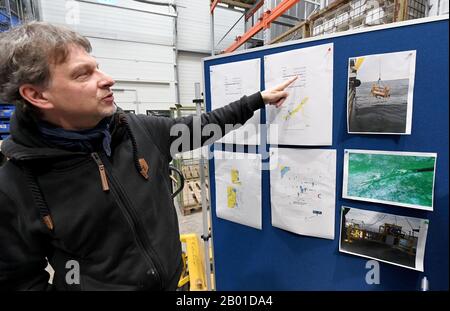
[[98, 70, 115, 88]]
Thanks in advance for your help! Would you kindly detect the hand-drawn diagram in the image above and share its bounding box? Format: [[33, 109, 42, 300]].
[[280, 166, 324, 211], [270, 148, 336, 239], [278, 68, 309, 130], [265, 43, 333, 145], [227, 168, 242, 208], [214, 151, 262, 229], [283, 96, 309, 128]]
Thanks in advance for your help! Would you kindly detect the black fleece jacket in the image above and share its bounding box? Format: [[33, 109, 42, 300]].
[[0, 92, 264, 291]]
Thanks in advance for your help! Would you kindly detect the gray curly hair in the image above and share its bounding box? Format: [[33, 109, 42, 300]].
[[0, 22, 92, 115]]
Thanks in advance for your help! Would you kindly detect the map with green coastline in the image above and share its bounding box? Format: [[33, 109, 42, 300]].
[[347, 152, 435, 208]]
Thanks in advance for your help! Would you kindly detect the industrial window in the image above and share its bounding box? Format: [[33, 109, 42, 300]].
[[9, 0, 18, 15], [408, 0, 426, 19], [147, 110, 172, 118]]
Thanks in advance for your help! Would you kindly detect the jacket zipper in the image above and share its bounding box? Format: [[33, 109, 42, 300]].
[[91, 153, 109, 192], [91, 152, 164, 289]]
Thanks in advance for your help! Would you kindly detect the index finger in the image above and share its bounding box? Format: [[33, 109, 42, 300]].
[[275, 75, 298, 91]]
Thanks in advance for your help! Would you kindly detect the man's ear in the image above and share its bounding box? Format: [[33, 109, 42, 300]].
[[19, 84, 54, 110]]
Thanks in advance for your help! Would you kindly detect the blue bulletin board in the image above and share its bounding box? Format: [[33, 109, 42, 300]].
[[203, 16, 449, 290]]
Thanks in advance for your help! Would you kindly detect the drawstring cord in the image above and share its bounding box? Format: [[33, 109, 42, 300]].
[[119, 115, 149, 180], [23, 166, 54, 231], [21, 113, 149, 232]]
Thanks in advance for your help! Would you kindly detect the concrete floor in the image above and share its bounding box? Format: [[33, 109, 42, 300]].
[[341, 239, 415, 268], [175, 199, 215, 290], [174, 198, 206, 237]]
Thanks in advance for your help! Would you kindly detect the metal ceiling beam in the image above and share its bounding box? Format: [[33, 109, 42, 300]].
[[210, 0, 221, 13], [212, 0, 262, 13], [220, 0, 254, 9], [223, 0, 301, 53], [245, 0, 264, 21]]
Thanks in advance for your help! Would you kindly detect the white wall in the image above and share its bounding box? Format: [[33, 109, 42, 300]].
[[428, 0, 449, 15], [178, 51, 208, 106], [176, 0, 210, 53], [111, 81, 175, 113], [38, 0, 248, 112], [90, 37, 175, 83], [175, 0, 246, 112], [40, 0, 175, 44], [176, 0, 245, 53], [38, 0, 177, 112]]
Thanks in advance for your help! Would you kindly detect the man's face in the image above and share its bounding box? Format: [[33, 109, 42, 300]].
[[42, 44, 116, 130]]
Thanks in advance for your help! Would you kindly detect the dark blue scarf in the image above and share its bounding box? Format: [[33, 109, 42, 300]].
[[37, 118, 112, 156]]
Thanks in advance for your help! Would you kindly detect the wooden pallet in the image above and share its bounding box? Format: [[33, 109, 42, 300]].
[[181, 204, 202, 216], [181, 165, 208, 180], [180, 179, 209, 216]]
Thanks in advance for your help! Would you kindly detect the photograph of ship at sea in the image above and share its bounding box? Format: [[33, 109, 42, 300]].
[[347, 50, 416, 134]]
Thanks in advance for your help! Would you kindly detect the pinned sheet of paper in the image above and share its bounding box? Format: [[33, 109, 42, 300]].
[[210, 59, 261, 145], [265, 43, 333, 146], [270, 147, 337, 239], [214, 150, 262, 229]]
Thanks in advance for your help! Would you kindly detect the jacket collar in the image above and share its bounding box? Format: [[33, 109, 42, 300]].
[[1, 107, 123, 161]]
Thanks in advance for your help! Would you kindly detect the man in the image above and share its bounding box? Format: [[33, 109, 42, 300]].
[[0, 151, 5, 167], [0, 22, 296, 290]]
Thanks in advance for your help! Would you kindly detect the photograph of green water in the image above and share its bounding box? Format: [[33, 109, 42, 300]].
[[343, 150, 437, 210]]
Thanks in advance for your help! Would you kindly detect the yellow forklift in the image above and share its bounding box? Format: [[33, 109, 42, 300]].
[[169, 166, 214, 291]]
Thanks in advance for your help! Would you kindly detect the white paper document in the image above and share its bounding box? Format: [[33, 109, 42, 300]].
[[210, 59, 261, 145], [213, 150, 262, 229], [270, 148, 336, 239], [339, 206, 429, 272], [265, 43, 333, 146]]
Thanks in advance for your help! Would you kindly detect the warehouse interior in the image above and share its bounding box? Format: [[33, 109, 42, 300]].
[[0, 0, 448, 293]]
